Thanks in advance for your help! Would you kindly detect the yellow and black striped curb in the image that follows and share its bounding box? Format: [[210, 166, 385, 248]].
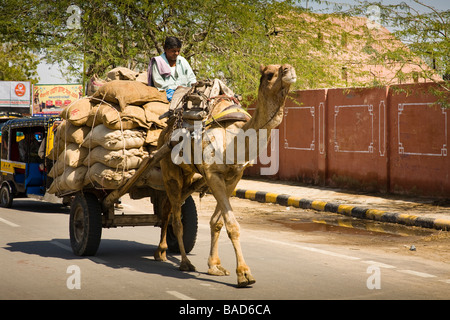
[[232, 189, 450, 232]]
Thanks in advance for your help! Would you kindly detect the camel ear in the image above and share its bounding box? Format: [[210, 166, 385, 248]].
[[259, 64, 266, 75]]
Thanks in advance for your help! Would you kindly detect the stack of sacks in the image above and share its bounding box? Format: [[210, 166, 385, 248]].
[[47, 67, 169, 195], [86, 66, 148, 96]]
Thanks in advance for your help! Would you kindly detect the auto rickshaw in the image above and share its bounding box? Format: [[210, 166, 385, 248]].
[[0, 116, 61, 207]]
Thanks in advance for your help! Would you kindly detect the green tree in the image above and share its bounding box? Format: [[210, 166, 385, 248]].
[[347, 0, 449, 91], [0, 0, 347, 97], [0, 44, 39, 82], [3, 0, 446, 100]]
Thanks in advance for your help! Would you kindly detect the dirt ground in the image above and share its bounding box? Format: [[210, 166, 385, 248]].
[[194, 193, 450, 265]]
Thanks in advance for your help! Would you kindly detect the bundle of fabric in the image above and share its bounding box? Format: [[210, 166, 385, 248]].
[[46, 67, 169, 195]]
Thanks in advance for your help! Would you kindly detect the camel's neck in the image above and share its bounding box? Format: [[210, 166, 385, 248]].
[[236, 85, 290, 166], [243, 85, 290, 132]]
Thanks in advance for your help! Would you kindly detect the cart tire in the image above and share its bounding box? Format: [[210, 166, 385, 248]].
[[167, 195, 198, 254], [0, 184, 13, 208], [69, 193, 102, 256]]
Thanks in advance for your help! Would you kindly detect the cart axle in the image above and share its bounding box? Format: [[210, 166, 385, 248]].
[[102, 214, 161, 228]]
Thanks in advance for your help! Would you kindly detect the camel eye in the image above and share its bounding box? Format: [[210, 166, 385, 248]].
[[266, 73, 274, 81]]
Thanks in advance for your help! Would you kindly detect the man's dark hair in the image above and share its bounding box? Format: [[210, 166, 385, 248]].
[[164, 36, 182, 50]]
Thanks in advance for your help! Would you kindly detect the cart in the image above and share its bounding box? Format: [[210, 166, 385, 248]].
[[0, 116, 198, 256], [67, 142, 199, 257]]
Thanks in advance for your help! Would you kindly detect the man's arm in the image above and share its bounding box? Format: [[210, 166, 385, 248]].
[[185, 62, 197, 87], [178, 56, 196, 87]]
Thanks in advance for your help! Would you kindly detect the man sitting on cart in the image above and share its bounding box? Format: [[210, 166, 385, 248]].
[[147, 36, 197, 102]]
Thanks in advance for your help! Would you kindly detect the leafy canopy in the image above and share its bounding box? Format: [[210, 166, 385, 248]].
[[0, 0, 448, 98]]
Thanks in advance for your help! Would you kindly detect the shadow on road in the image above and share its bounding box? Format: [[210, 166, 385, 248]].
[[3, 199, 69, 215], [4, 238, 236, 288]]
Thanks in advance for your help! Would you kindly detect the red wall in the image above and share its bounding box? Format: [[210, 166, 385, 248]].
[[388, 83, 450, 196], [326, 86, 389, 192], [244, 82, 450, 198], [278, 89, 326, 184]]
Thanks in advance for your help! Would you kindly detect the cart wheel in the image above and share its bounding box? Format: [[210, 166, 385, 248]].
[[69, 193, 102, 256], [0, 184, 13, 208], [167, 195, 198, 254]]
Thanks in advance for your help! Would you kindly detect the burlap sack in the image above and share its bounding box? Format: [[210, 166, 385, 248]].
[[142, 101, 169, 128], [107, 67, 139, 81], [48, 156, 64, 178], [48, 144, 88, 178], [136, 71, 148, 85], [146, 128, 163, 146], [84, 162, 136, 189], [60, 98, 92, 127], [47, 134, 65, 161], [55, 120, 91, 145], [83, 146, 148, 170], [85, 105, 103, 128], [47, 175, 67, 194], [99, 104, 148, 130], [86, 75, 107, 96], [62, 143, 89, 168], [47, 166, 88, 194], [81, 124, 146, 150], [91, 80, 168, 111]]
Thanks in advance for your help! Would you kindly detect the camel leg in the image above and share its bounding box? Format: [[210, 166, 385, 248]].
[[207, 204, 230, 276], [222, 204, 255, 287], [171, 200, 196, 271], [206, 174, 255, 287], [154, 197, 171, 261], [160, 159, 196, 272]]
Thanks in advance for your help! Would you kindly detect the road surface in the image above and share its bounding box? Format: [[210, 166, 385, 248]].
[[1, 193, 449, 303]]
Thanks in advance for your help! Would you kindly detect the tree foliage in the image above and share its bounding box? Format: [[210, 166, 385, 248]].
[[0, 44, 39, 82], [0, 0, 448, 99], [345, 0, 449, 91]]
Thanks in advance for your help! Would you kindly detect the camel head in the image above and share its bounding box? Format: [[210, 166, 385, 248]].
[[259, 64, 297, 93], [252, 64, 296, 130]]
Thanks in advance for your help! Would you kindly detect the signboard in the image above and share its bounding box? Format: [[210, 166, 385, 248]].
[[33, 84, 82, 116], [0, 81, 31, 114]]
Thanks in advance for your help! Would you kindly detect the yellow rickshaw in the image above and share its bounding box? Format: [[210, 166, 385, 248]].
[[0, 116, 61, 207]]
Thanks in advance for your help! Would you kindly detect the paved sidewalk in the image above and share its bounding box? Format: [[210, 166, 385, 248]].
[[234, 178, 450, 231]]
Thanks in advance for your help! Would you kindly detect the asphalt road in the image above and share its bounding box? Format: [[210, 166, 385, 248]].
[[1, 195, 449, 303]]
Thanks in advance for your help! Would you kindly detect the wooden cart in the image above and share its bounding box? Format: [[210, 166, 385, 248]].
[[64, 143, 198, 257]]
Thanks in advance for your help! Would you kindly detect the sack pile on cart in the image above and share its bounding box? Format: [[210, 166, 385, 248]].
[[47, 67, 169, 195]]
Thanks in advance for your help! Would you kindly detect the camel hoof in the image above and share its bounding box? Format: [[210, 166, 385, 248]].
[[208, 265, 230, 276], [180, 260, 196, 272], [237, 272, 256, 288], [154, 250, 167, 262]]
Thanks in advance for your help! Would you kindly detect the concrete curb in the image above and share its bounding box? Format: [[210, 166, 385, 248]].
[[232, 188, 450, 232]]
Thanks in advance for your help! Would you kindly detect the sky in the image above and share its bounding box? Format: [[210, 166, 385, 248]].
[[37, 0, 450, 84], [37, 60, 69, 85]]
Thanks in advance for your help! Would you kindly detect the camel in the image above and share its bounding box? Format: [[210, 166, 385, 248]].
[[154, 64, 297, 287]]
